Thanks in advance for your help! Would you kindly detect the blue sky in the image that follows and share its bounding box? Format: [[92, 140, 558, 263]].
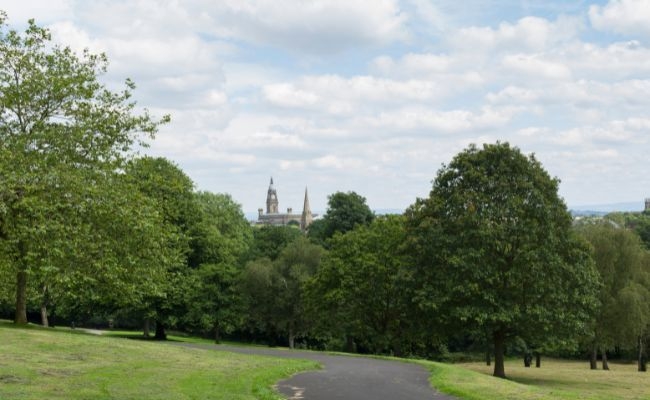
[[3, 0, 650, 213]]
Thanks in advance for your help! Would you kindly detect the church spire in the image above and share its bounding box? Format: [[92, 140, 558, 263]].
[[301, 187, 313, 232]]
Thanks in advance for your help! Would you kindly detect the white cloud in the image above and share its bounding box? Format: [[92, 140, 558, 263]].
[[263, 74, 450, 116], [450, 16, 580, 53], [590, 0, 650, 37], [263, 84, 320, 108], [363, 106, 514, 134], [501, 53, 572, 80], [5, 1, 650, 211], [196, 0, 408, 53], [2, 0, 72, 24]]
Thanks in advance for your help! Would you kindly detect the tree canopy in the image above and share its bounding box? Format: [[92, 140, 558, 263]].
[[406, 142, 600, 378], [0, 14, 168, 324], [308, 191, 374, 245]]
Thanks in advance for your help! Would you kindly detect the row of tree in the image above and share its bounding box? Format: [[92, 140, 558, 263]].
[[3, 14, 650, 380]]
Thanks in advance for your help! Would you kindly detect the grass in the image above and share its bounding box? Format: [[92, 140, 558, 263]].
[[6, 321, 649, 399], [0, 321, 319, 400], [424, 357, 650, 400]]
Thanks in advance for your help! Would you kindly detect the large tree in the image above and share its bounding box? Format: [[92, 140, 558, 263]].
[[184, 191, 252, 342], [406, 142, 600, 378], [308, 191, 374, 245], [123, 157, 197, 339], [575, 221, 650, 370], [0, 14, 167, 324], [308, 215, 416, 355], [241, 237, 324, 348]]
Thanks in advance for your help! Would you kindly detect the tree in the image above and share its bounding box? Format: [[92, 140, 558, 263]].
[[123, 157, 198, 339], [308, 191, 374, 245], [575, 222, 650, 370], [308, 215, 416, 356], [247, 225, 302, 262], [0, 14, 167, 324], [241, 237, 324, 348], [406, 142, 600, 378], [184, 191, 252, 342]]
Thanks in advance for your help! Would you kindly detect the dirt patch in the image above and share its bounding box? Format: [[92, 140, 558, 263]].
[[39, 368, 77, 377], [0, 374, 27, 384]]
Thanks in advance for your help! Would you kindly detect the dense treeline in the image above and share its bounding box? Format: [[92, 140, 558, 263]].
[[3, 13, 650, 380]]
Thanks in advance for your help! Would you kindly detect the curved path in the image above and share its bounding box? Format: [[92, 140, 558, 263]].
[[174, 343, 456, 400]]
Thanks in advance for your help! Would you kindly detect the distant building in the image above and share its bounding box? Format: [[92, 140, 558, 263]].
[[256, 177, 314, 232]]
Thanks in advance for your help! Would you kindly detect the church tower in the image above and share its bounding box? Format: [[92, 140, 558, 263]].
[[266, 177, 279, 214], [301, 187, 313, 231]]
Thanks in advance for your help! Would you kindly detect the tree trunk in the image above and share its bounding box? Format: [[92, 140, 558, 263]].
[[143, 318, 151, 338], [15, 270, 28, 324], [486, 349, 491, 366], [535, 352, 541, 368], [602, 349, 609, 370], [214, 322, 221, 344], [40, 285, 49, 327], [493, 329, 506, 378], [524, 352, 532, 367], [154, 320, 167, 340], [288, 327, 295, 349], [590, 346, 598, 370], [639, 336, 647, 372], [345, 335, 355, 353]]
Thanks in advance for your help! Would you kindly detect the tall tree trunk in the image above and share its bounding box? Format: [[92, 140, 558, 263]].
[[535, 352, 541, 368], [590, 345, 598, 370], [288, 327, 295, 349], [639, 336, 647, 372], [493, 329, 506, 378], [214, 321, 221, 344], [602, 349, 610, 370], [15, 270, 28, 324], [40, 285, 49, 327], [524, 352, 532, 367], [143, 318, 151, 338], [345, 334, 355, 353], [154, 320, 167, 340]]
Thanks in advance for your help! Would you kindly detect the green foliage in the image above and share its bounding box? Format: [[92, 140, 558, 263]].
[[241, 237, 324, 347], [189, 191, 252, 268], [184, 191, 252, 341], [406, 142, 600, 378], [575, 222, 650, 352], [123, 157, 198, 336], [0, 14, 168, 324], [248, 225, 302, 262], [308, 215, 417, 355], [603, 212, 650, 249], [308, 191, 374, 245]]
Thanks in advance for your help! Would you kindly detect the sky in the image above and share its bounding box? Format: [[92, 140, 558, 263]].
[[3, 0, 650, 214]]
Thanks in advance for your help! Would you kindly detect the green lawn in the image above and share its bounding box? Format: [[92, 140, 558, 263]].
[[426, 357, 650, 400], [5, 321, 649, 400], [0, 322, 318, 400]]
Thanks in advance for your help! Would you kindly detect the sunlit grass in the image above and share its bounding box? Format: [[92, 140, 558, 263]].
[[425, 357, 650, 400], [0, 321, 318, 400]]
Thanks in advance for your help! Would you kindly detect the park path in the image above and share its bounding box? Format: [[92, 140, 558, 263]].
[[173, 343, 456, 400]]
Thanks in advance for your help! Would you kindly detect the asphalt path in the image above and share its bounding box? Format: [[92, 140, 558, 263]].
[[173, 343, 456, 400]]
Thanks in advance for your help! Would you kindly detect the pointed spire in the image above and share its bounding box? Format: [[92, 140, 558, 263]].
[[301, 187, 313, 232], [303, 187, 311, 214]]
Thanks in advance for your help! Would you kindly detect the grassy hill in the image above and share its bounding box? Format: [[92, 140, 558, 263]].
[[0, 321, 317, 400], [4, 321, 649, 400]]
